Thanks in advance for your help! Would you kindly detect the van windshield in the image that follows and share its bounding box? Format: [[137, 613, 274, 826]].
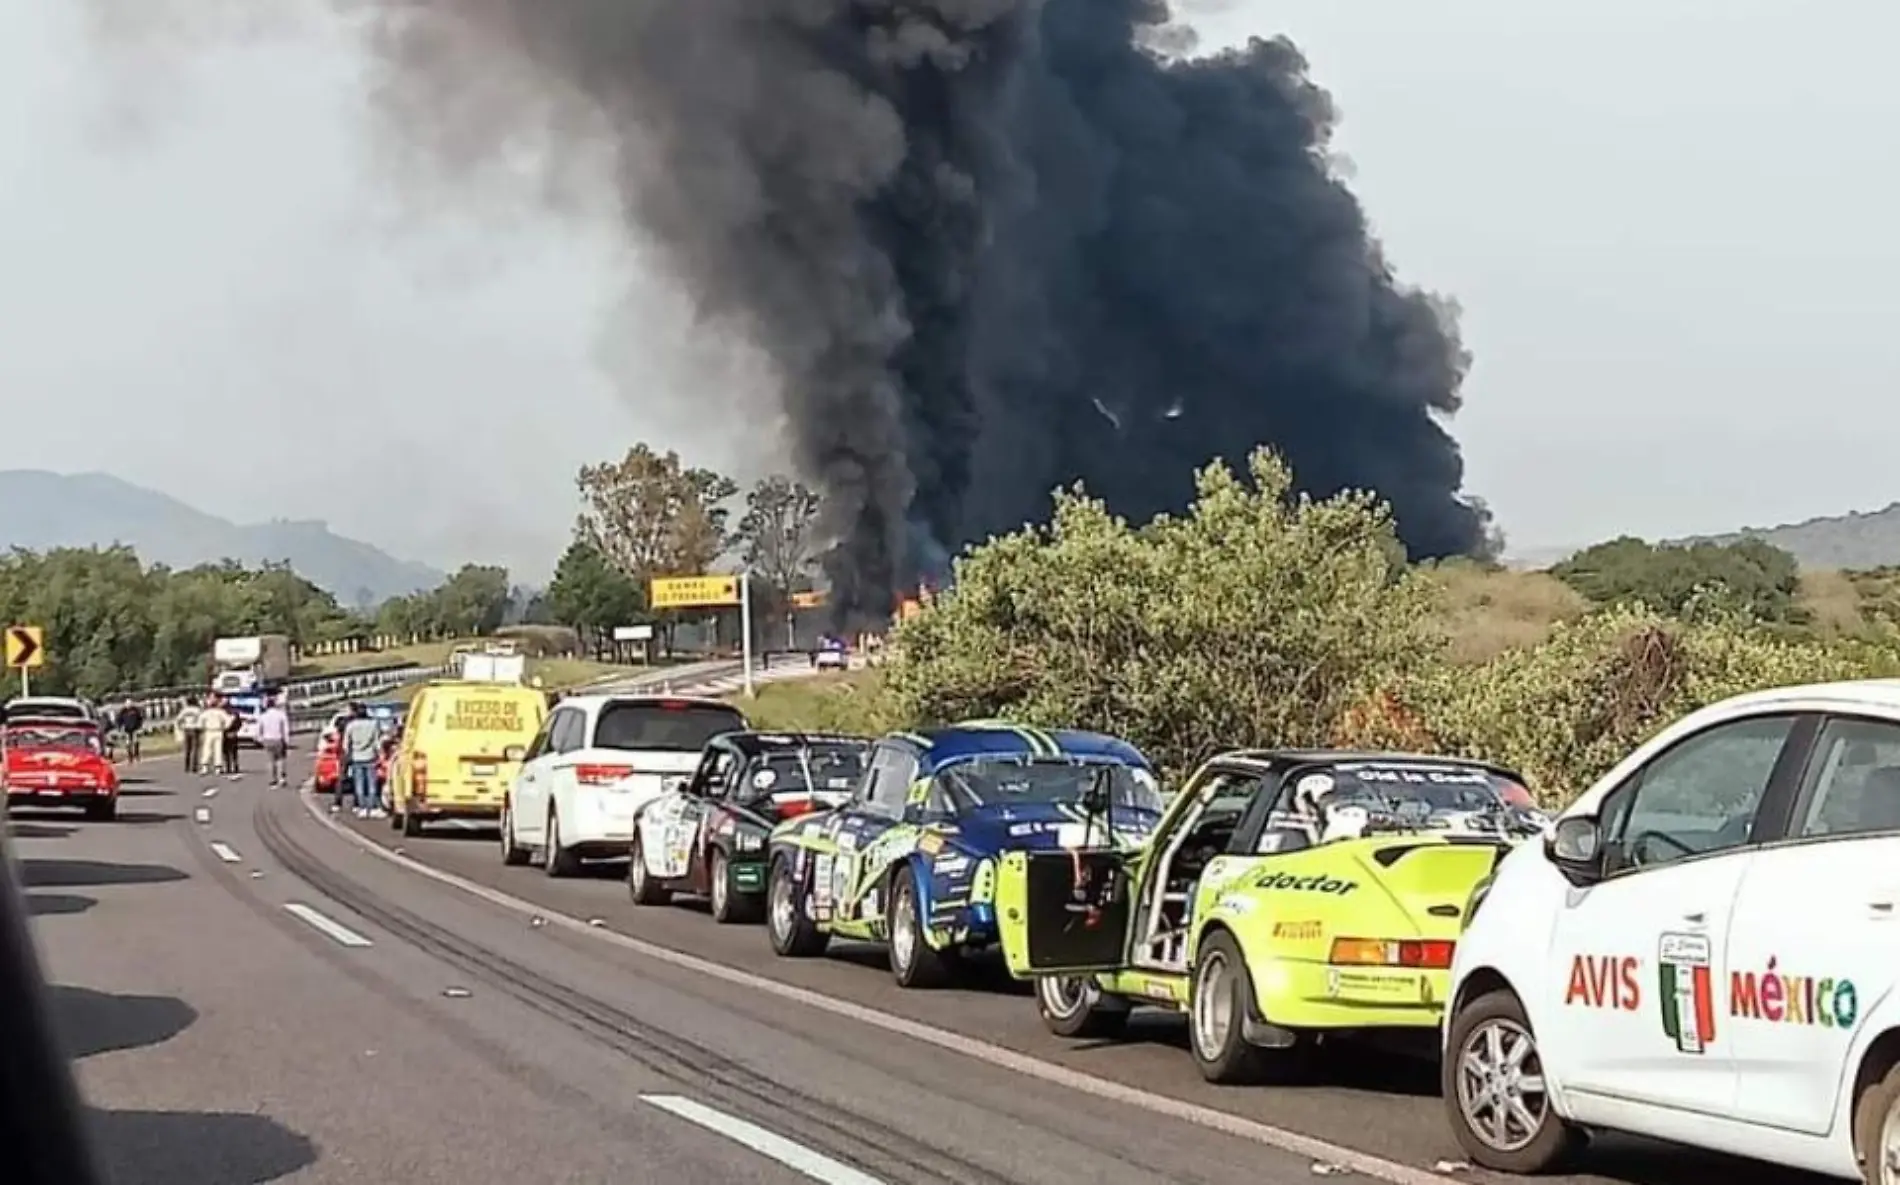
[[595, 702, 747, 752]]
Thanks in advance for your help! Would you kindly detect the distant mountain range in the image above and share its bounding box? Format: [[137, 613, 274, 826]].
[[0, 470, 445, 606], [1680, 503, 1900, 572], [1505, 503, 1900, 573]]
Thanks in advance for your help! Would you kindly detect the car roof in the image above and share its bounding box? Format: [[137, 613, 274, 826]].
[[556, 692, 738, 713], [717, 730, 870, 755], [1206, 748, 1521, 779], [886, 722, 1151, 775], [4, 715, 98, 728]]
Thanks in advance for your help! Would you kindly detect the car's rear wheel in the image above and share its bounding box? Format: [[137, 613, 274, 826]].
[[767, 856, 829, 957], [499, 800, 530, 865], [710, 851, 761, 923], [542, 809, 580, 878], [401, 809, 423, 837], [888, 867, 955, 989], [1854, 1059, 1900, 1184], [1037, 974, 1129, 1039], [1189, 930, 1268, 1084], [629, 834, 671, 904], [1444, 988, 1583, 1173]]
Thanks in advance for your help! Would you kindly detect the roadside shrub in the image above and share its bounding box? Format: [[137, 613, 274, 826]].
[[1398, 606, 1900, 806], [877, 449, 1443, 780]]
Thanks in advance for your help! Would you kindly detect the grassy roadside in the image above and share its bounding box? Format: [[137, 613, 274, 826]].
[[727, 669, 886, 733], [293, 639, 471, 677]]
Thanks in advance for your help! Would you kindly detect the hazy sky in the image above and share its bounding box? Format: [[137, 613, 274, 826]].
[[5, 1, 1897, 579]]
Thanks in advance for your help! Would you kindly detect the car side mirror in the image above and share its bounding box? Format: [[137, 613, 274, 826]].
[[1546, 815, 1604, 886]]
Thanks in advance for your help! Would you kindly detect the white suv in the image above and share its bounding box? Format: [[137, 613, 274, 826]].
[[501, 693, 748, 877], [1444, 679, 1900, 1180]]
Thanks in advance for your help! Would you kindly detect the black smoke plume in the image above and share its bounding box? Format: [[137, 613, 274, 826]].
[[349, 0, 1495, 619]]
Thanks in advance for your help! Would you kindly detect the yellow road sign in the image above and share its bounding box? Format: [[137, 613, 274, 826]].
[[789, 590, 826, 610], [5, 625, 44, 669], [650, 574, 741, 610]]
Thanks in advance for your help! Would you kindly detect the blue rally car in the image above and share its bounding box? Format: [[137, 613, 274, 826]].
[[763, 721, 1163, 988]]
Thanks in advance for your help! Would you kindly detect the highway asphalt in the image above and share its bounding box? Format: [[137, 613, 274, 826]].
[[17, 753, 1386, 1185]]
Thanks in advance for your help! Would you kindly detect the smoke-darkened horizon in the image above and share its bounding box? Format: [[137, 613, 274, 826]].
[[114, 0, 1498, 620]]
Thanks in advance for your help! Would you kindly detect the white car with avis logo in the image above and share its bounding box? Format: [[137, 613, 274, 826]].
[[501, 693, 750, 877], [1443, 679, 1900, 1181]]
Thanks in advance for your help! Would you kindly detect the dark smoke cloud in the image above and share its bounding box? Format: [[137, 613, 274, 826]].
[[301, 0, 1496, 616]]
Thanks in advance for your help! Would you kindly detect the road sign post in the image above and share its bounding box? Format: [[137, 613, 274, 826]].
[[739, 572, 754, 699], [5, 625, 44, 697], [648, 574, 754, 697]]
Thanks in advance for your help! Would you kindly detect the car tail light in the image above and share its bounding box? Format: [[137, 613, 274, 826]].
[[503, 745, 526, 761], [413, 753, 429, 801], [576, 764, 633, 785], [1328, 937, 1455, 970], [775, 795, 817, 818]]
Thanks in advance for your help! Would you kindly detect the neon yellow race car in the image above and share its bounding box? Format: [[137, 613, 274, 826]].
[[995, 748, 1548, 1083]]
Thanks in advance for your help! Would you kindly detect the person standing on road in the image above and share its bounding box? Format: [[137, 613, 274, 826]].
[[196, 695, 232, 777], [221, 703, 242, 777], [339, 703, 385, 820], [114, 700, 145, 762], [175, 698, 202, 774], [257, 694, 292, 788]]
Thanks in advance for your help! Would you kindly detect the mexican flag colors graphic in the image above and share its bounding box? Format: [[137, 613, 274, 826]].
[[1659, 932, 1717, 1053]]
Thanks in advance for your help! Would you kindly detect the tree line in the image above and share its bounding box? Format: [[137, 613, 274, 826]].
[[0, 547, 518, 698]]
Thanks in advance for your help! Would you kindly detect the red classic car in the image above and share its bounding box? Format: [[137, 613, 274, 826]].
[[3, 718, 119, 820]]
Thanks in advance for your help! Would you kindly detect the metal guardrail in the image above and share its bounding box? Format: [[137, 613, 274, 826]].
[[127, 664, 448, 736]]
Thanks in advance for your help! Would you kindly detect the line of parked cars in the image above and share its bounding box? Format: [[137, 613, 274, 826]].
[[349, 673, 1900, 1182]]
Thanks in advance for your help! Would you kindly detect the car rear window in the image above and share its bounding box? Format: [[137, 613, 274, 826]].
[[5, 726, 99, 751], [594, 702, 747, 752]]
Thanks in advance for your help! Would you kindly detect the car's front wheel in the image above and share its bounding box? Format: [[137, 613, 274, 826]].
[[710, 850, 761, 924], [1444, 988, 1583, 1173], [766, 856, 829, 957], [1037, 974, 1129, 1039]]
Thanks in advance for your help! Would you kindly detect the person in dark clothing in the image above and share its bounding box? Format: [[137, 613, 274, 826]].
[[221, 707, 241, 775], [113, 702, 145, 761]]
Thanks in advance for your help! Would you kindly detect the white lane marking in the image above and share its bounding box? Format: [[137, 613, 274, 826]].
[[642, 1094, 886, 1185], [283, 903, 374, 948], [210, 842, 242, 864], [201, 786, 219, 798], [303, 792, 1455, 1185]]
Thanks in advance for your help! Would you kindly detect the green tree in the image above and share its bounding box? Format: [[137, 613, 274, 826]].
[[545, 540, 644, 648], [575, 443, 739, 586], [428, 564, 513, 636], [878, 448, 1443, 779], [735, 474, 822, 641], [1554, 536, 1802, 622]]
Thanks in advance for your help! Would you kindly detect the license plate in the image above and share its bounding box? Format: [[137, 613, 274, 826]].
[[470, 764, 496, 777]]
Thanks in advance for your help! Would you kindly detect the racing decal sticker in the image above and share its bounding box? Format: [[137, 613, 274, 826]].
[[1730, 956, 1859, 1030], [1253, 871, 1357, 896], [1272, 920, 1323, 940], [1564, 954, 1640, 1010], [1657, 932, 1715, 1052]]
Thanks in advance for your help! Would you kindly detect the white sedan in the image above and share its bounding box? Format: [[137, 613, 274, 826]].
[[1444, 678, 1900, 1181]]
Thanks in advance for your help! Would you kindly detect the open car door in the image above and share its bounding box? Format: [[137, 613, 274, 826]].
[[996, 848, 1137, 977]]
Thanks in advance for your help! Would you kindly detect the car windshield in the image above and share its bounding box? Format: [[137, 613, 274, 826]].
[[1300, 762, 1532, 819], [595, 702, 747, 752], [937, 758, 1163, 812], [740, 743, 867, 801], [4, 726, 99, 752]]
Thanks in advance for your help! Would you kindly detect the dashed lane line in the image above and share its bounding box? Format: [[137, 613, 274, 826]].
[[642, 1094, 888, 1185], [283, 902, 374, 948], [298, 788, 1458, 1185], [210, 841, 242, 864]]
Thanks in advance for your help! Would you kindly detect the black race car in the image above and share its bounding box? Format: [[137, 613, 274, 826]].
[[628, 731, 870, 923]]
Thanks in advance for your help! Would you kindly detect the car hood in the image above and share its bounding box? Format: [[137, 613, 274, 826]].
[[946, 801, 1160, 856]]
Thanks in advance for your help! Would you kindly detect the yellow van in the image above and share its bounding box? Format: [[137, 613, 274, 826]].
[[387, 680, 548, 837]]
